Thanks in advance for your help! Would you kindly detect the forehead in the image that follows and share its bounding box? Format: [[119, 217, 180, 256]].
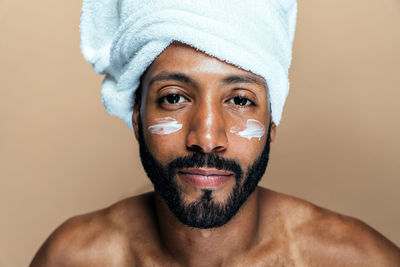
[[143, 42, 267, 86]]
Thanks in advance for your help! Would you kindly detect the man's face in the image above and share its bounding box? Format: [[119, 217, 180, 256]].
[[133, 43, 275, 228]]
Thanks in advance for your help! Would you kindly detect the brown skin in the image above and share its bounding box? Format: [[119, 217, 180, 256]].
[[30, 43, 400, 267]]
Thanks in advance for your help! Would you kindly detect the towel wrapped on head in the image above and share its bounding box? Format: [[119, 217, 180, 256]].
[[80, 0, 298, 129]]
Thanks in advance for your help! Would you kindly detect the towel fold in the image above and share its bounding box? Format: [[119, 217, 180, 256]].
[[80, 0, 298, 129]]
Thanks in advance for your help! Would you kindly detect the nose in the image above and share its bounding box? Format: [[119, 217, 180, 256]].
[[186, 100, 228, 154]]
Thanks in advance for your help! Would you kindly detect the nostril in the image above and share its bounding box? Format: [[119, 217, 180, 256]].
[[187, 144, 203, 153], [212, 146, 226, 153], [187, 144, 226, 154]]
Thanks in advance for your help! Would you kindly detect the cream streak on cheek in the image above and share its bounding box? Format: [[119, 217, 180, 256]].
[[230, 119, 266, 141], [148, 117, 183, 135]]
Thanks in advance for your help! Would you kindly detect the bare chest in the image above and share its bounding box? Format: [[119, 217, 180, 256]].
[[127, 242, 297, 267]]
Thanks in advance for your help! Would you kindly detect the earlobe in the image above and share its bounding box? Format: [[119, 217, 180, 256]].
[[270, 122, 277, 143], [132, 104, 140, 141]]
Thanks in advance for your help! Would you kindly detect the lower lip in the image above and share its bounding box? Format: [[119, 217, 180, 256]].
[[179, 173, 231, 188]]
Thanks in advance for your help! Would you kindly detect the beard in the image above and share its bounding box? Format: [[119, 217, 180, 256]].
[[138, 118, 271, 229]]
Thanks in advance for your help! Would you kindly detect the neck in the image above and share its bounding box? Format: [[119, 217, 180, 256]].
[[155, 187, 261, 266]]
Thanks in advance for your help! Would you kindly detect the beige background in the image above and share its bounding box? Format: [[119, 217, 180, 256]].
[[1, 0, 399, 266]]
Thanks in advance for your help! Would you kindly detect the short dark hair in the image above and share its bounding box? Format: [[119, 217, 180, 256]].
[[134, 84, 142, 107], [134, 70, 146, 108]]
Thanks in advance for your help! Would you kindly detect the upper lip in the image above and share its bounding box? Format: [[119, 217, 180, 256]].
[[179, 168, 233, 176]]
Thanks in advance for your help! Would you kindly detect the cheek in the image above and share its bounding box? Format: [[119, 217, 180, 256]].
[[147, 117, 182, 135], [229, 119, 266, 141], [143, 117, 185, 164], [227, 118, 268, 167], [228, 134, 266, 168]]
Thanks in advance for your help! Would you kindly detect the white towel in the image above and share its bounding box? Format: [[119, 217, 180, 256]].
[[80, 0, 298, 129]]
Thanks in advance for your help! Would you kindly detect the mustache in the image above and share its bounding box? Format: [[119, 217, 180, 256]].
[[167, 153, 244, 181]]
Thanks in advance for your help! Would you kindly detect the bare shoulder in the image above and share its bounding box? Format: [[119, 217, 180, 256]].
[[295, 202, 400, 266], [259, 188, 400, 266], [29, 192, 156, 267]]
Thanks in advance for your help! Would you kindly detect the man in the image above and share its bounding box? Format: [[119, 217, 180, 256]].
[[31, 0, 400, 266]]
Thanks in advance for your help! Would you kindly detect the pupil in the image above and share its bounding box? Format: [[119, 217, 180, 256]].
[[234, 97, 247, 106], [167, 94, 180, 104]]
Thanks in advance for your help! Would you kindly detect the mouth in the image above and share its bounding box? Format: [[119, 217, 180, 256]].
[[178, 168, 233, 189]]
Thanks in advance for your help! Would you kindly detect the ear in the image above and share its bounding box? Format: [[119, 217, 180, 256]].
[[132, 103, 140, 141], [270, 122, 277, 143]]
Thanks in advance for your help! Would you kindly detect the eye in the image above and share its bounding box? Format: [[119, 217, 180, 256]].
[[160, 94, 187, 104], [230, 96, 254, 106]]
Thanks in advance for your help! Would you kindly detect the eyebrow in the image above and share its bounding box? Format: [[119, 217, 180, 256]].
[[221, 75, 267, 89], [148, 71, 266, 89], [149, 71, 198, 88]]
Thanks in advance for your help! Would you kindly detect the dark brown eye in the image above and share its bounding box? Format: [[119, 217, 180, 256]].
[[231, 96, 253, 106], [161, 94, 186, 104]]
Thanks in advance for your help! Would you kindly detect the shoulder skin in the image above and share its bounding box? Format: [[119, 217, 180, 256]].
[[30, 190, 400, 266], [29, 193, 156, 267], [259, 189, 400, 266]]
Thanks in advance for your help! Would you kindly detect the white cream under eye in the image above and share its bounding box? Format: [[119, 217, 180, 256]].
[[148, 117, 183, 135], [230, 119, 265, 141]]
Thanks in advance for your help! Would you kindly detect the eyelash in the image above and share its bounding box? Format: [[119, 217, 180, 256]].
[[158, 93, 189, 105], [228, 96, 256, 107], [157, 93, 256, 107]]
